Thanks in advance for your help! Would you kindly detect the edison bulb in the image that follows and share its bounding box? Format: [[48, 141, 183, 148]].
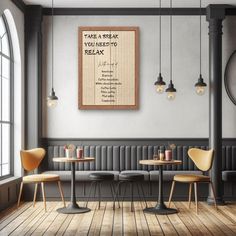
[[196, 86, 205, 95], [47, 98, 58, 108], [167, 92, 176, 101], [156, 85, 165, 94]]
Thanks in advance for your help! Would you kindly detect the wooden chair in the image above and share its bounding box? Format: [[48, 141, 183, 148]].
[[168, 148, 217, 214], [17, 148, 65, 211]]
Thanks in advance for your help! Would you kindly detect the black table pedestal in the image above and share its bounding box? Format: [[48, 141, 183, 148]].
[[57, 162, 90, 214], [143, 165, 178, 215]]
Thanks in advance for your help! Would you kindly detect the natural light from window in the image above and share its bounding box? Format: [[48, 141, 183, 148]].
[[0, 15, 12, 178]]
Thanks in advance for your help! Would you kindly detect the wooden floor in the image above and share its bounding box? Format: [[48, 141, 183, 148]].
[[0, 201, 236, 235]]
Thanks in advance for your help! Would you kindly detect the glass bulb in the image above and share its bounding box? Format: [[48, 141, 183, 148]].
[[47, 98, 58, 108], [167, 92, 176, 101], [156, 85, 165, 94], [196, 86, 205, 95]]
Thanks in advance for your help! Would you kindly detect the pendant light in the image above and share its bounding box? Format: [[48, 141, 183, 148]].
[[195, 0, 207, 95], [166, 0, 176, 100], [154, 0, 166, 94], [47, 0, 58, 108]]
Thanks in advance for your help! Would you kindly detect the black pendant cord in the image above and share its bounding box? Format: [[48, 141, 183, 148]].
[[199, 0, 202, 76], [51, 0, 54, 90], [170, 0, 172, 83], [159, 0, 162, 74]]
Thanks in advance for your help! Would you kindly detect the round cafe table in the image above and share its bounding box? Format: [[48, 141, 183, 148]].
[[53, 157, 95, 214], [139, 159, 182, 215]]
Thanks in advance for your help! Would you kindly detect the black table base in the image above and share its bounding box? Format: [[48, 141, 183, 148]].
[[58, 162, 91, 214], [57, 203, 90, 214], [144, 165, 178, 215], [143, 205, 178, 215]]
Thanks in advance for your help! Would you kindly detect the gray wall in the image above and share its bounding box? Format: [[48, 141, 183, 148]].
[[42, 15, 236, 138]]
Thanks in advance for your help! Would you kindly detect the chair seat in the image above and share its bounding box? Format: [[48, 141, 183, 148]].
[[23, 174, 60, 183], [174, 174, 210, 182], [119, 172, 144, 181], [89, 172, 114, 181]]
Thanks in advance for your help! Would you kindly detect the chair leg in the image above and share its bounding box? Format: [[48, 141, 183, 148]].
[[168, 181, 175, 208], [137, 182, 147, 208], [33, 183, 38, 207], [209, 181, 217, 210], [86, 181, 96, 207], [194, 182, 198, 214], [110, 182, 120, 208], [57, 181, 66, 207], [130, 182, 134, 212], [113, 181, 122, 210], [17, 182, 24, 208], [188, 183, 193, 209], [41, 182, 47, 212], [98, 182, 101, 209]]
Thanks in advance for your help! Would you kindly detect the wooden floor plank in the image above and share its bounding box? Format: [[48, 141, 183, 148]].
[[174, 202, 209, 236], [9, 203, 45, 236], [143, 202, 163, 236], [88, 202, 106, 236], [56, 214, 74, 236], [123, 201, 137, 236], [200, 202, 236, 235], [167, 211, 191, 236], [0, 203, 40, 235], [181, 202, 227, 236], [75, 202, 96, 236], [100, 201, 114, 236], [0, 203, 31, 230], [1, 201, 236, 236], [112, 200, 123, 236], [23, 202, 58, 236], [28, 202, 62, 236], [133, 201, 150, 236], [44, 208, 69, 236]]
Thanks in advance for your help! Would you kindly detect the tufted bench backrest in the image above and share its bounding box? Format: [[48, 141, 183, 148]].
[[46, 145, 214, 171]]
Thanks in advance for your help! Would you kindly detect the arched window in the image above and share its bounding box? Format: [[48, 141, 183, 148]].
[[0, 14, 13, 179]]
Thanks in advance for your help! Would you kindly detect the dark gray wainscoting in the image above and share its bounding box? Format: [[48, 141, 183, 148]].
[[0, 177, 21, 211]]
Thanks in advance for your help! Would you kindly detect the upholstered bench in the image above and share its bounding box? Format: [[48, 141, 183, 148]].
[[34, 144, 236, 201]]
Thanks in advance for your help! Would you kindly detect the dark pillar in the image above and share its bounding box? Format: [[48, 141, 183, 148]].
[[25, 6, 43, 149], [206, 5, 226, 204]]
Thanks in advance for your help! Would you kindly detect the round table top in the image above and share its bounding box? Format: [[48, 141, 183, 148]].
[[53, 157, 95, 163], [139, 159, 182, 166]]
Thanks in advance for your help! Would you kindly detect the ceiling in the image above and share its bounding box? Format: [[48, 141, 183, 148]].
[[22, 0, 236, 8]]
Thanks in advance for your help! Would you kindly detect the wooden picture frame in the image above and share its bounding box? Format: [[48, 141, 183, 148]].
[[79, 26, 139, 110]]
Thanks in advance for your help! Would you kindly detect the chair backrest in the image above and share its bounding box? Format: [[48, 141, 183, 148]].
[[20, 148, 46, 172], [188, 148, 214, 172]]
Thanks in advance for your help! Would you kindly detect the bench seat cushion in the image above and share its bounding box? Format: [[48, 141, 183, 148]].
[[150, 171, 203, 181], [120, 170, 149, 181], [42, 171, 120, 181], [222, 171, 236, 182]]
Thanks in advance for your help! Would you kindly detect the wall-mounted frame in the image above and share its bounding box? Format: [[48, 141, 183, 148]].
[[79, 26, 139, 110]]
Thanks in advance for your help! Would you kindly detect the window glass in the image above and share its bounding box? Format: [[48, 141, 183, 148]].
[[2, 33, 10, 57], [0, 15, 12, 178]]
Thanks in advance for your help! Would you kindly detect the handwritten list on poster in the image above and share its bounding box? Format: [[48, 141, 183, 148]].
[[79, 27, 138, 109]]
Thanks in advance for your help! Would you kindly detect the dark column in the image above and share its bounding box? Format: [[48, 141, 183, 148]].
[[25, 6, 43, 149], [206, 5, 226, 204]]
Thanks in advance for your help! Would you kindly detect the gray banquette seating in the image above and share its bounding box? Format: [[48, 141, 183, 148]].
[[42, 145, 236, 182], [37, 145, 236, 200]]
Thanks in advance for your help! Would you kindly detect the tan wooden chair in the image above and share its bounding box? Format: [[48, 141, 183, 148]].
[[17, 148, 65, 211], [168, 148, 217, 214]]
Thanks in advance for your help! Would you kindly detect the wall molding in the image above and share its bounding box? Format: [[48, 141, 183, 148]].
[[11, 0, 26, 13], [42, 138, 236, 147], [42, 7, 236, 16]]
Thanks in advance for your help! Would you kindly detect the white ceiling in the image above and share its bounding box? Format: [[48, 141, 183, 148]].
[[22, 0, 236, 8]]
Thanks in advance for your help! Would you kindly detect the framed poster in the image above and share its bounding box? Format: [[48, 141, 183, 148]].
[[79, 27, 139, 110]]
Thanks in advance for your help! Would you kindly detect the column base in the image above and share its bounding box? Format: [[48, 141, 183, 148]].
[[207, 196, 225, 205]]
